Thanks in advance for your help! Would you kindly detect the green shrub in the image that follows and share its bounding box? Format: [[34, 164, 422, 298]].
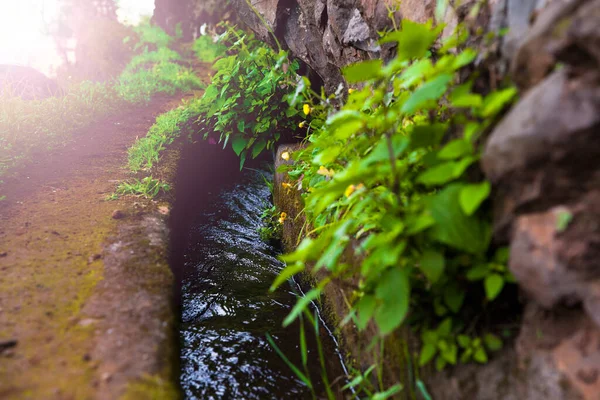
[[269, 20, 518, 393], [127, 97, 205, 172], [116, 61, 203, 104], [192, 35, 227, 62], [133, 22, 173, 51], [195, 26, 302, 168]]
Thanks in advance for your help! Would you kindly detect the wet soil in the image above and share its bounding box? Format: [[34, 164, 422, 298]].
[[0, 94, 193, 399]]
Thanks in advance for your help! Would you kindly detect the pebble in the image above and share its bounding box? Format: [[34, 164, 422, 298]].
[[111, 210, 125, 220]]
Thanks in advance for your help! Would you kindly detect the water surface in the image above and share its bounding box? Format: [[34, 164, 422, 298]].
[[177, 166, 341, 399]]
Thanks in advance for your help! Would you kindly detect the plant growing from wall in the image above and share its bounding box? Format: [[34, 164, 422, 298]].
[[194, 25, 302, 168], [270, 19, 518, 396]]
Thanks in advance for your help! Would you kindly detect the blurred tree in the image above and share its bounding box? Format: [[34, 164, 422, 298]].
[[153, 0, 233, 40], [49, 0, 134, 81]]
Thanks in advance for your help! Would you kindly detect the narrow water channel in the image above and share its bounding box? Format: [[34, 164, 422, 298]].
[[170, 141, 345, 399]]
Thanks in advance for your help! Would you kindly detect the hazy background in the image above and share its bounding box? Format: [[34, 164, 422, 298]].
[[0, 0, 155, 76]]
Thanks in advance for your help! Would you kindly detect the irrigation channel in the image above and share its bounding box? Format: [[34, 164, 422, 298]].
[[169, 140, 348, 399]]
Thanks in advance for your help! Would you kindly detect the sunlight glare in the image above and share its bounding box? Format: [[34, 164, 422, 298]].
[[0, 0, 155, 75], [0, 1, 61, 74]]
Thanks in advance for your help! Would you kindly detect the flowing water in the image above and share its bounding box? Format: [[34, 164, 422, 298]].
[[172, 146, 345, 399]]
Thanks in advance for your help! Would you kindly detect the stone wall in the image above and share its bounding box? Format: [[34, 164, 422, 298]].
[[264, 0, 600, 398]]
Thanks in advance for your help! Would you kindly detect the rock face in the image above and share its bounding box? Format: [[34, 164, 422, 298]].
[[228, 0, 517, 90], [479, 0, 600, 398], [231, 0, 405, 91]]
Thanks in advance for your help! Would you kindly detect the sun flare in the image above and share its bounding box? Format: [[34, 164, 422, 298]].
[[0, 0, 154, 76]]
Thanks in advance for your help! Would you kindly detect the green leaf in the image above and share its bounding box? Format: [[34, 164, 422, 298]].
[[314, 145, 342, 165], [437, 317, 452, 336], [356, 295, 376, 330], [326, 109, 364, 126], [280, 238, 315, 263], [480, 87, 518, 117], [381, 20, 440, 61], [239, 151, 247, 170], [473, 347, 488, 363], [406, 212, 436, 235], [435, 356, 447, 371], [453, 48, 477, 69], [417, 161, 459, 186], [483, 333, 503, 351], [556, 210, 573, 232], [342, 365, 376, 390], [466, 264, 489, 281], [283, 288, 321, 327], [451, 93, 483, 108], [401, 74, 453, 114], [270, 262, 305, 292], [484, 274, 505, 301], [252, 139, 267, 158], [443, 284, 465, 313], [452, 156, 477, 177], [299, 318, 308, 367], [416, 380, 433, 400], [371, 384, 403, 400], [333, 120, 364, 140], [237, 120, 245, 133], [374, 268, 410, 335], [231, 136, 248, 156], [409, 123, 447, 150], [441, 343, 458, 364], [459, 181, 491, 216], [420, 250, 445, 283], [457, 335, 471, 348], [266, 333, 313, 388], [426, 184, 491, 254], [438, 139, 472, 160], [342, 60, 383, 83], [397, 59, 434, 89], [419, 343, 437, 366]]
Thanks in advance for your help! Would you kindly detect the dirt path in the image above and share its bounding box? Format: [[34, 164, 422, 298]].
[[0, 94, 192, 399]]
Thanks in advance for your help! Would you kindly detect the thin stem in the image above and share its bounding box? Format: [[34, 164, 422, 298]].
[[243, 0, 283, 52], [386, 132, 400, 193]]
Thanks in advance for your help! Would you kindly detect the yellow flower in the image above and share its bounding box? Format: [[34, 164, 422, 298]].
[[344, 184, 356, 198], [299, 121, 306, 128], [282, 182, 292, 188], [348, 88, 355, 94], [345, 183, 365, 197], [278, 212, 288, 224], [317, 165, 334, 177], [281, 151, 290, 161], [303, 104, 311, 116]]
